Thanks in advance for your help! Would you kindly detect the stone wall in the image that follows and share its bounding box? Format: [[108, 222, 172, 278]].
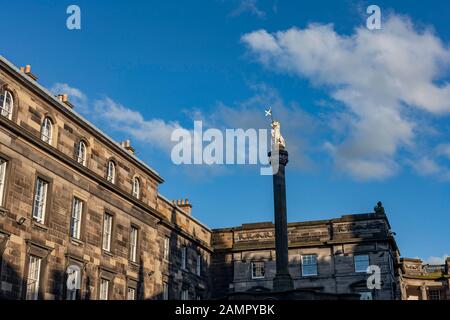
[[0, 58, 211, 300]]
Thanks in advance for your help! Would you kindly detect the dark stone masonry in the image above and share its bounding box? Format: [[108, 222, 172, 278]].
[[0, 56, 444, 300]]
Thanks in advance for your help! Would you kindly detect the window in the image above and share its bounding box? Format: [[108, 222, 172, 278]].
[[32, 178, 48, 224], [70, 197, 83, 239], [99, 278, 110, 300], [25, 255, 41, 300], [359, 292, 373, 300], [77, 141, 87, 166], [40, 117, 53, 144], [251, 261, 265, 279], [0, 158, 7, 207], [66, 265, 81, 300], [132, 177, 140, 199], [107, 161, 116, 184], [163, 282, 169, 300], [181, 246, 187, 269], [302, 254, 318, 276], [102, 213, 113, 251], [127, 287, 136, 300], [181, 289, 188, 300], [0, 90, 13, 120], [130, 226, 138, 263], [196, 253, 201, 276], [354, 255, 370, 273], [429, 289, 441, 300], [163, 237, 170, 261]]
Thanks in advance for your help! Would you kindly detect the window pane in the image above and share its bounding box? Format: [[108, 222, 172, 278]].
[[102, 214, 112, 251], [127, 287, 136, 300], [163, 237, 170, 260], [251, 261, 265, 279], [32, 178, 48, 223], [99, 279, 109, 300], [163, 282, 169, 300], [70, 198, 83, 239], [0, 91, 13, 119], [130, 227, 138, 262], [354, 255, 370, 273], [302, 254, 318, 276], [26, 256, 41, 300], [0, 159, 7, 206], [107, 161, 115, 183], [41, 118, 52, 144]]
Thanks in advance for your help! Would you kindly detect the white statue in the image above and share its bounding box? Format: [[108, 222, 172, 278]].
[[271, 120, 286, 149]]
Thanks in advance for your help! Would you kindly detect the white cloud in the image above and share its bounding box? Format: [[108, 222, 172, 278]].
[[242, 14, 450, 180], [437, 143, 450, 160], [93, 98, 182, 153], [229, 0, 266, 18], [51, 83, 88, 112], [423, 254, 449, 265], [51, 84, 183, 154]]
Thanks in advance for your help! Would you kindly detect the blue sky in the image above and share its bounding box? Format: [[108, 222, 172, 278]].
[[1, 0, 449, 263]]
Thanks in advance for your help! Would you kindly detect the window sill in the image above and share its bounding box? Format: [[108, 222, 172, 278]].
[[70, 238, 84, 246], [129, 261, 140, 268], [0, 207, 8, 216], [32, 221, 48, 232], [102, 250, 114, 257]]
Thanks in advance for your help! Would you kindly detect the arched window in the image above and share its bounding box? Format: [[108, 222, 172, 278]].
[[132, 177, 140, 199], [0, 90, 14, 120], [40, 117, 53, 144], [77, 141, 87, 166], [107, 160, 116, 184]]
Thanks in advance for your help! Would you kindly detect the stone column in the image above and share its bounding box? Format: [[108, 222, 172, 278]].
[[269, 147, 294, 292], [420, 285, 428, 300]]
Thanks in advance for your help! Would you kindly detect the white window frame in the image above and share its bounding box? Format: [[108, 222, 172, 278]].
[[163, 236, 170, 261], [181, 289, 188, 300], [127, 287, 136, 300], [26, 255, 41, 300], [132, 177, 140, 199], [0, 90, 13, 120], [251, 261, 265, 279], [99, 278, 109, 300], [181, 246, 187, 269], [196, 253, 201, 276], [130, 226, 138, 263], [77, 141, 87, 166], [102, 213, 113, 252], [163, 282, 169, 300], [66, 265, 81, 300], [107, 161, 116, 184], [40, 117, 53, 144], [354, 254, 370, 273], [32, 178, 48, 224], [301, 254, 318, 277], [70, 197, 83, 239], [0, 158, 7, 207]]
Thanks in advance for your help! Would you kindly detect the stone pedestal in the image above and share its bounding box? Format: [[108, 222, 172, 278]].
[[269, 147, 294, 292]]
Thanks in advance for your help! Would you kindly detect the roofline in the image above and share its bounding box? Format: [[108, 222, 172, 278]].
[[158, 194, 211, 231], [0, 55, 164, 184], [212, 212, 390, 232]]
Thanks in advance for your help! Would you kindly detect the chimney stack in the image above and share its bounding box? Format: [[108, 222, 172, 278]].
[[56, 94, 74, 108], [172, 199, 192, 215], [120, 140, 135, 154], [20, 64, 38, 81]]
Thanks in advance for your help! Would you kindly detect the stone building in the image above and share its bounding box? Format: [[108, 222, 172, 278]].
[[211, 208, 401, 300], [399, 258, 450, 300], [0, 56, 405, 301], [0, 57, 211, 300]]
